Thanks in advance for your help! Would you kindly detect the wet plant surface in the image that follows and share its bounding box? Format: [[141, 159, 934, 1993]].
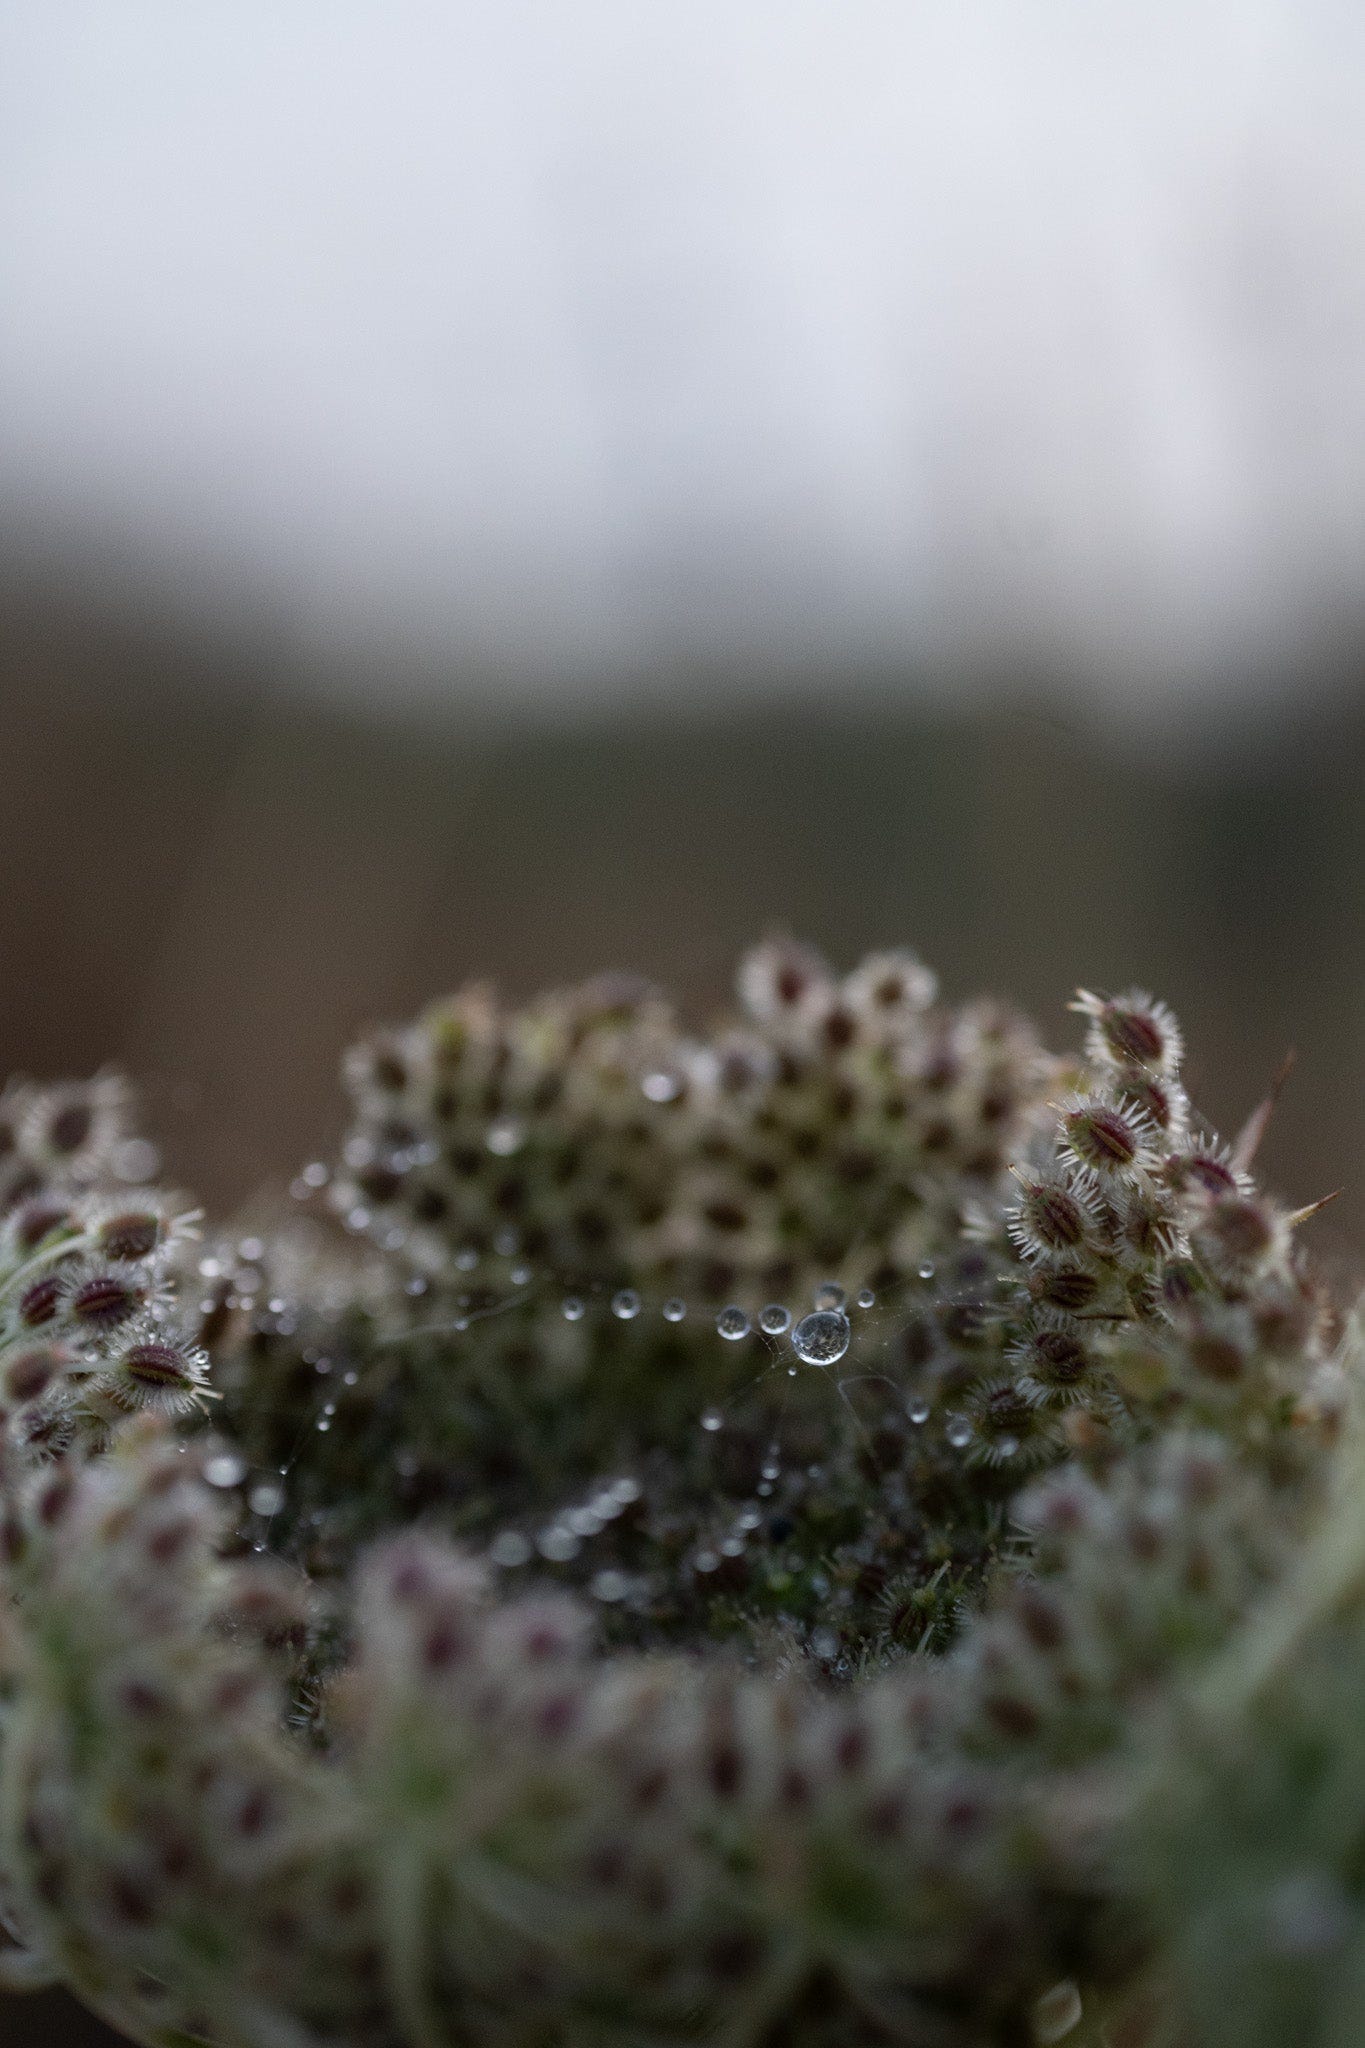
[[0, 943, 1358, 2048]]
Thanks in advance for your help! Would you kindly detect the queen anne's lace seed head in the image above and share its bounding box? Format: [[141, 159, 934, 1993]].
[[1073, 988, 1184, 1075], [0, 958, 1349, 2048]]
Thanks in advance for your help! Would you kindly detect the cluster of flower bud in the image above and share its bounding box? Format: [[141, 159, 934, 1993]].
[[943, 1431, 1297, 1763], [334, 939, 1051, 1304], [935, 988, 1338, 1466], [0, 959, 1354, 2048], [0, 1084, 211, 1493]]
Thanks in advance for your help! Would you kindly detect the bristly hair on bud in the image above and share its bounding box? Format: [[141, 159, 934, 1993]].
[[1007, 1311, 1101, 1409], [19, 1073, 128, 1177], [1072, 989, 1184, 1076], [841, 949, 939, 1025], [1, 1198, 78, 1259], [59, 1259, 164, 1334], [735, 936, 835, 1027], [1006, 1169, 1100, 1265], [1057, 1093, 1155, 1180], [89, 1199, 203, 1265], [97, 1322, 212, 1413]]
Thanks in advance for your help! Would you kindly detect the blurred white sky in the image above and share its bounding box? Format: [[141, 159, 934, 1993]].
[[3, 3, 1365, 703]]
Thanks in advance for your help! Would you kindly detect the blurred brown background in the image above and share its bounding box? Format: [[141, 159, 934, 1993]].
[[2, 545, 1361, 1245]]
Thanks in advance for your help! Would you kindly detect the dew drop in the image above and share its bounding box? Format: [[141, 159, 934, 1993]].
[[454, 1247, 479, 1272], [716, 1305, 750, 1341], [661, 1297, 687, 1323], [906, 1396, 931, 1426], [561, 1296, 585, 1322], [700, 1408, 724, 1432], [759, 1303, 791, 1336], [918, 1263, 936, 1282], [856, 1287, 876, 1309], [813, 1282, 846, 1311], [591, 1569, 631, 1602], [611, 1289, 642, 1320], [537, 1527, 580, 1563], [204, 1453, 246, 1490], [1032, 1979, 1083, 2044], [641, 1070, 682, 1104], [301, 1162, 329, 1189], [945, 1415, 973, 1449], [509, 1264, 532, 1286], [489, 1531, 533, 1568], [791, 1308, 851, 1366], [249, 1482, 284, 1518], [485, 1117, 525, 1157]]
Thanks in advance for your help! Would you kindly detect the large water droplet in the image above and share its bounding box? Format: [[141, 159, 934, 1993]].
[[204, 1453, 246, 1489], [1032, 1980, 1083, 2044], [758, 1303, 791, 1336], [611, 1289, 642, 1320], [791, 1308, 851, 1365], [716, 1305, 750, 1341]]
